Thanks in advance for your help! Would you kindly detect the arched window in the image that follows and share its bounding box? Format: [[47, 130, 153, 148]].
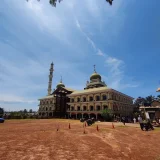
[[46, 107, 48, 111], [89, 96, 93, 101], [90, 106, 94, 111], [103, 105, 108, 110], [83, 106, 87, 111], [96, 96, 100, 101], [77, 97, 80, 102], [102, 95, 107, 100], [71, 98, 74, 102], [83, 97, 86, 102], [71, 106, 74, 111], [96, 106, 101, 111]]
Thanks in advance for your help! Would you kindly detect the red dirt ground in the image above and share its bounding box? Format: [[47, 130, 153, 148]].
[[0, 119, 160, 160]]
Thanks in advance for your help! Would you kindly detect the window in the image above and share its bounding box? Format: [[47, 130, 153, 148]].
[[46, 107, 48, 111], [83, 106, 87, 111], [71, 98, 74, 102], [96, 96, 100, 101], [90, 106, 94, 111], [103, 105, 108, 110], [77, 97, 80, 102], [77, 106, 80, 111], [96, 106, 100, 111], [89, 96, 93, 101], [102, 95, 107, 100], [83, 97, 86, 102], [50, 107, 52, 111], [71, 106, 74, 111]]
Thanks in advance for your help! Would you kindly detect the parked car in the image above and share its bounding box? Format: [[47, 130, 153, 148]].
[[0, 118, 5, 123]]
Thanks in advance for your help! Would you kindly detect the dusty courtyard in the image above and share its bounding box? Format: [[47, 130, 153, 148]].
[[0, 119, 160, 160]]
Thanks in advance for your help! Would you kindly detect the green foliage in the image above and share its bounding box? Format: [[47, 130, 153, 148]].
[[134, 95, 160, 113], [101, 108, 113, 121], [29, 109, 33, 113]]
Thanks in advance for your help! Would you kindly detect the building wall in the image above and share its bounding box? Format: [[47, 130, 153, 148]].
[[38, 97, 56, 117], [151, 101, 160, 107], [67, 90, 133, 118]]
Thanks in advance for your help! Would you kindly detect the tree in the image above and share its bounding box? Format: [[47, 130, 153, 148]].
[[23, 109, 28, 114], [145, 95, 155, 104], [156, 95, 160, 100], [101, 108, 113, 121], [0, 107, 4, 117], [26, 0, 113, 7], [29, 109, 33, 113], [134, 97, 146, 107]]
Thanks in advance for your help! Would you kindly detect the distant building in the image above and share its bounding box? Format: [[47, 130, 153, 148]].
[[38, 63, 134, 119], [139, 100, 160, 120]]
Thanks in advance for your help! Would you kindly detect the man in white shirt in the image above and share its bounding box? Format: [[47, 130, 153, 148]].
[[138, 115, 144, 131]]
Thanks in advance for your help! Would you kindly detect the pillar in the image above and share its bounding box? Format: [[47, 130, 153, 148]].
[[88, 114, 90, 118], [82, 113, 84, 119]]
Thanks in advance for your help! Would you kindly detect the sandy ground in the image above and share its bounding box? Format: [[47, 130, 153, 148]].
[[0, 119, 160, 160]]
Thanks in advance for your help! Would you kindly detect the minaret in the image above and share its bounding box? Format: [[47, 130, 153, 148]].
[[48, 62, 54, 95], [93, 64, 96, 73]]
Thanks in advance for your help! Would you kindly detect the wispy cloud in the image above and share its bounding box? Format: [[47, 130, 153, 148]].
[[75, 18, 138, 90], [97, 49, 105, 57]]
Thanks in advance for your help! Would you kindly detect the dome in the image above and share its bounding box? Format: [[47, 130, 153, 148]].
[[56, 82, 65, 88], [90, 72, 101, 80], [56, 76, 65, 88]]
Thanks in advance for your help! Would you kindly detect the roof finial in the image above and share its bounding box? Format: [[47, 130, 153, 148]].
[[93, 64, 96, 73], [60, 75, 62, 83]]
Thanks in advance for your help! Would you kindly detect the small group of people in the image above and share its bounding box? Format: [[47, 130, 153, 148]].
[[138, 115, 154, 131]]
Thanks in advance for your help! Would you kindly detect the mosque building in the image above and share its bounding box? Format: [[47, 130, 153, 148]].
[[38, 63, 134, 119]]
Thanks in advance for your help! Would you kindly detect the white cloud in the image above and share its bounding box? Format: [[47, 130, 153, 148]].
[[97, 49, 105, 57], [0, 94, 37, 104]]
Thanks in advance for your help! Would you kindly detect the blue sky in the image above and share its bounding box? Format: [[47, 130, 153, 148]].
[[0, 0, 160, 111]]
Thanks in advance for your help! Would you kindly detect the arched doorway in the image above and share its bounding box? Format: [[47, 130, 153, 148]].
[[83, 113, 89, 119], [90, 113, 96, 119], [49, 112, 52, 117], [71, 113, 76, 119], [97, 113, 103, 121], [77, 113, 82, 119]]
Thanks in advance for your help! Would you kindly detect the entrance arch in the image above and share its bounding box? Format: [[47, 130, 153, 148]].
[[77, 113, 82, 119], [83, 113, 89, 119], [90, 113, 96, 119]]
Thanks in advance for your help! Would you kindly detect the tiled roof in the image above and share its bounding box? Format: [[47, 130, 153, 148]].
[[68, 87, 110, 95], [63, 87, 76, 92], [38, 95, 54, 100]]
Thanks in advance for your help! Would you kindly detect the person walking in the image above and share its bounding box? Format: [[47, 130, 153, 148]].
[[138, 115, 143, 131], [122, 116, 126, 125], [133, 118, 136, 123]]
